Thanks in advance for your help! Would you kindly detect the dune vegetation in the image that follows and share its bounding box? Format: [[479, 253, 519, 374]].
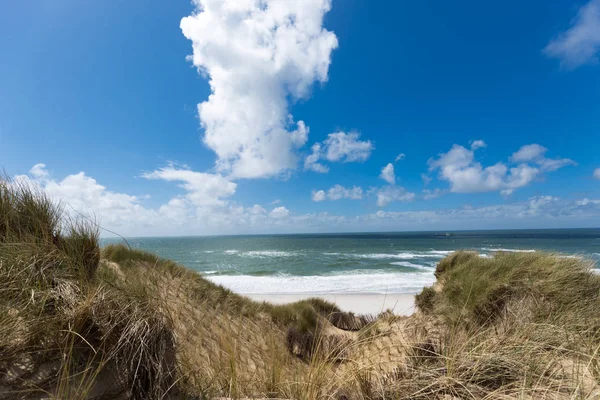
[[1, 177, 599, 399]]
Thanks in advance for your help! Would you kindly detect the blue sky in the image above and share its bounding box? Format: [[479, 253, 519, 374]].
[[1, 0, 600, 236]]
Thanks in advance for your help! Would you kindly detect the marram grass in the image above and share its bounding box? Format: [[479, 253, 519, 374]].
[[1, 176, 599, 399]]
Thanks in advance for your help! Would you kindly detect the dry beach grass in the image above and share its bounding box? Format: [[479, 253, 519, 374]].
[[0, 176, 599, 399]]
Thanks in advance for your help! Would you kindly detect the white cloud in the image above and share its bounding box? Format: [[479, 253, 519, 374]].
[[544, 0, 600, 69], [269, 206, 290, 219], [312, 184, 363, 201], [15, 165, 158, 232], [510, 144, 576, 171], [269, 199, 281, 205], [376, 186, 415, 207], [576, 197, 600, 206], [380, 163, 395, 184], [312, 190, 326, 202], [366, 196, 600, 228], [429, 142, 573, 194], [248, 204, 267, 215], [395, 153, 406, 162], [594, 168, 600, 179], [323, 131, 373, 162], [14, 164, 295, 236], [537, 158, 577, 172], [292, 197, 600, 231], [30, 163, 50, 181], [510, 144, 546, 162], [518, 195, 560, 217], [180, 0, 338, 178], [142, 164, 236, 207], [470, 140, 486, 150], [304, 131, 373, 172], [328, 184, 363, 200], [12, 164, 600, 235], [304, 143, 329, 173]]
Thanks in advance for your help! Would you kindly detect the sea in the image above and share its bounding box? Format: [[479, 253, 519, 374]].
[[102, 229, 600, 296]]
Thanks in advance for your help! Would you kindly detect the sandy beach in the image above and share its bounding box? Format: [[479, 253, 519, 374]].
[[246, 293, 416, 316]]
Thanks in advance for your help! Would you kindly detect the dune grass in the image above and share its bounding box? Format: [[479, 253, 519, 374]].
[[433, 251, 600, 323], [401, 251, 600, 399], [1, 173, 599, 399], [0, 177, 177, 399]]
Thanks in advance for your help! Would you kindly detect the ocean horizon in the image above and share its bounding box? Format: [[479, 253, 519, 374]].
[[102, 228, 600, 296]]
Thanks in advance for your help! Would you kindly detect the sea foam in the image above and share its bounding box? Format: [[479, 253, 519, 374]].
[[390, 261, 435, 270], [481, 248, 536, 253], [241, 250, 297, 258], [353, 253, 421, 260], [206, 271, 436, 295], [352, 251, 451, 260]]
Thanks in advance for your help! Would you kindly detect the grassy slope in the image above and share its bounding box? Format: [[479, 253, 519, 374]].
[[1, 177, 600, 399], [408, 251, 600, 399]]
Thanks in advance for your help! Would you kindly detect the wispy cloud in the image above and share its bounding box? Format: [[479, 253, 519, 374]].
[[544, 0, 600, 69], [510, 144, 576, 171], [142, 164, 236, 207]]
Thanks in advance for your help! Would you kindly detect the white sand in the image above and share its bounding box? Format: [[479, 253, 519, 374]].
[[246, 293, 416, 316]]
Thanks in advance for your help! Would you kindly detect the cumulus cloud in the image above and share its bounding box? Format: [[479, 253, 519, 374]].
[[380, 163, 395, 184], [395, 153, 406, 162], [311, 190, 326, 202], [269, 206, 290, 219], [328, 184, 363, 200], [304, 131, 373, 172], [15, 165, 158, 231], [594, 168, 600, 179], [248, 204, 267, 215], [180, 0, 338, 178], [470, 140, 486, 150], [429, 142, 574, 195], [311, 184, 363, 201], [323, 131, 373, 162], [544, 0, 600, 69], [375, 186, 415, 207], [15, 164, 294, 236]]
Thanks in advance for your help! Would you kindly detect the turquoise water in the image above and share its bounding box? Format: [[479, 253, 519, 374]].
[[103, 229, 600, 295]]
